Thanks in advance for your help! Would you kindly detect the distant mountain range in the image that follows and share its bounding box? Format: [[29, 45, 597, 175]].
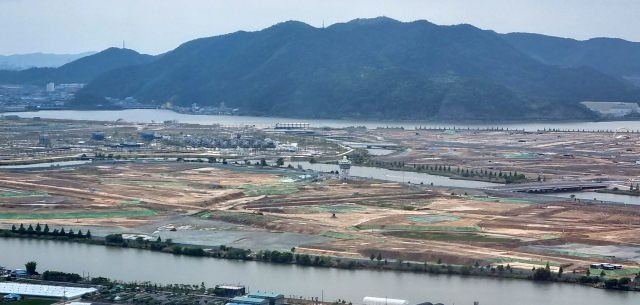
[[501, 33, 640, 87], [0, 48, 156, 86], [0, 52, 96, 70], [4, 17, 640, 120]]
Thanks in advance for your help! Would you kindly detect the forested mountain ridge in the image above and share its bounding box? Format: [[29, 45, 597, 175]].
[[0, 48, 156, 86], [54, 18, 640, 119], [501, 32, 640, 87]]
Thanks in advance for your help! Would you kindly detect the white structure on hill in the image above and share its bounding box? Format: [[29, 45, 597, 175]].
[[338, 156, 351, 181]]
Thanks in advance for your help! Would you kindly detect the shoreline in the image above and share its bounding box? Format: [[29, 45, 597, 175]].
[[5, 108, 640, 125], [1, 230, 637, 292]]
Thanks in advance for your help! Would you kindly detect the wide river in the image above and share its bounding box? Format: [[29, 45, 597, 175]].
[[0, 239, 635, 305], [11, 109, 640, 131]]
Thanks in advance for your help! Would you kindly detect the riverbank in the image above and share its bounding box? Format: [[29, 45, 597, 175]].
[[4, 238, 639, 305], [596, 189, 640, 197], [2, 228, 638, 292], [8, 109, 640, 131]]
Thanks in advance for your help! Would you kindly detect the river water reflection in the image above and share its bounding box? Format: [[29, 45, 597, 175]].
[[12, 109, 640, 131], [0, 239, 635, 305]]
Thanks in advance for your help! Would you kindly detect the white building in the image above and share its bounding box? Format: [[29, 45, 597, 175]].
[[581, 101, 639, 117], [45, 83, 55, 92]]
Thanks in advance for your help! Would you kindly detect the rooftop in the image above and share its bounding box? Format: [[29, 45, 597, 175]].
[[248, 292, 284, 298], [231, 297, 269, 303]]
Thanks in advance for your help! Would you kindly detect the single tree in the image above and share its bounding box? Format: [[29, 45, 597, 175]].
[[86, 230, 92, 239], [376, 253, 382, 262], [25, 261, 37, 274], [35, 223, 42, 234], [370, 253, 375, 261], [43, 224, 49, 235], [558, 266, 563, 278]]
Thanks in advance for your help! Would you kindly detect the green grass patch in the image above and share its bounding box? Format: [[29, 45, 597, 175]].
[[506, 153, 539, 159], [548, 250, 613, 260], [120, 199, 142, 206], [200, 213, 211, 218], [238, 183, 300, 196], [589, 267, 640, 276], [319, 231, 384, 242], [487, 257, 561, 267], [386, 231, 517, 242], [314, 205, 367, 212], [12, 298, 58, 305], [540, 235, 560, 239], [383, 225, 481, 232], [0, 191, 48, 198], [243, 188, 299, 196], [407, 214, 461, 223], [358, 225, 384, 230], [0, 209, 157, 219], [101, 181, 188, 186], [347, 227, 360, 231]]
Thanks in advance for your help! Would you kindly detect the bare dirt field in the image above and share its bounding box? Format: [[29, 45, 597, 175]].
[[2, 161, 640, 276], [345, 128, 640, 182]]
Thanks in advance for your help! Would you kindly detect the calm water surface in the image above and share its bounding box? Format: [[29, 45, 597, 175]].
[[13, 109, 640, 131], [0, 239, 635, 305]]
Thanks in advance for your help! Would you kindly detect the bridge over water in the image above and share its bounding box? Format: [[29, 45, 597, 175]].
[[482, 181, 608, 193]]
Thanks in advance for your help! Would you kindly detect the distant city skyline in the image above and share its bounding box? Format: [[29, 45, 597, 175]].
[[1, 0, 640, 56]]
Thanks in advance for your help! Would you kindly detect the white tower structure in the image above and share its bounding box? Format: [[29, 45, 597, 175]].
[[45, 83, 55, 92], [338, 156, 351, 181]]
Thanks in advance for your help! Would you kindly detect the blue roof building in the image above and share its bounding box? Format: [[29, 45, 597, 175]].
[[3, 294, 22, 302], [247, 292, 285, 305], [230, 297, 269, 305], [11, 270, 28, 276]]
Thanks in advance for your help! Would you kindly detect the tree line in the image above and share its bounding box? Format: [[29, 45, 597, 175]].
[[1, 223, 91, 239]]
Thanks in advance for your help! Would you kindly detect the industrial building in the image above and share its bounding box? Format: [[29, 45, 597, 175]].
[[247, 292, 285, 305], [581, 101, 640, 117], [141, 133, 163, 141], [275, 123, 309, 130], [0, 283, 97, 299], [363, 297, 410, 305], [214, 285, 245, 297], [229, 297, 269, 305], [91, 133, 105, 141]]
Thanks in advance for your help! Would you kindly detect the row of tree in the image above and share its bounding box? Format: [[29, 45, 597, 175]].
[[8, 223, 91, 239]]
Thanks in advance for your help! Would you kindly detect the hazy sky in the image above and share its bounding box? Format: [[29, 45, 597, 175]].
[[2, 0, 639, 56]]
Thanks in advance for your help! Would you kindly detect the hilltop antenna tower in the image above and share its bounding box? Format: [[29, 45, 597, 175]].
[[123, 40, 125, 49], [338, 156, 351, 181]]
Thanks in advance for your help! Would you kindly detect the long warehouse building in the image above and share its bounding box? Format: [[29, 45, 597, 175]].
[[0, 283, 97, 299]]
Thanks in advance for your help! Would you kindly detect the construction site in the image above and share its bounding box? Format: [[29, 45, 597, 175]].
[[1, 117, 640, 279]]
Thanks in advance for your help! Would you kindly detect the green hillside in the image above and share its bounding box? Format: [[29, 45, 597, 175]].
[[502, 32, 640, 87], [42, 18, 640, 119]]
